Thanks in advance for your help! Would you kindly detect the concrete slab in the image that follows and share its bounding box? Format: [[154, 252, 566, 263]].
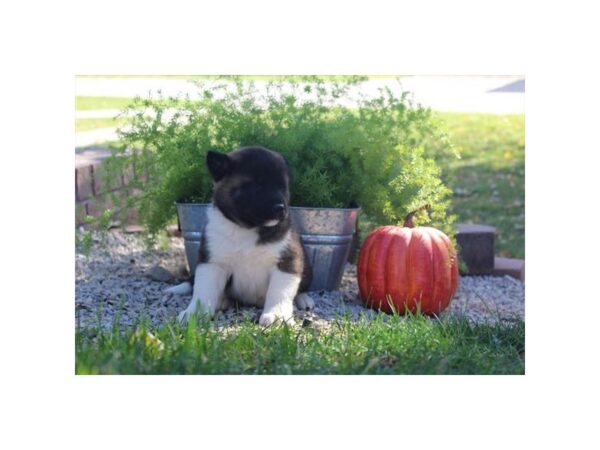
[[493, 257, 525, 282], [75, 146, 113, 168], [75, 128, 119, 149]]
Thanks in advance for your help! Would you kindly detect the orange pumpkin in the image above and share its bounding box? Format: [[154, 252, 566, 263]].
[[357, 209, 459, 315]]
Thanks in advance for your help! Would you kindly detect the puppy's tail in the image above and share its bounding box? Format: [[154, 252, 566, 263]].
[[164, 281, 192, 295]]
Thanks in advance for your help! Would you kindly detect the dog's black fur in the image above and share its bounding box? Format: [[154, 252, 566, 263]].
[[202, 146, 312, 292]]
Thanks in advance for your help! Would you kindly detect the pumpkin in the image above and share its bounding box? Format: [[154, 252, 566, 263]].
[[357, 208, 459, 315]]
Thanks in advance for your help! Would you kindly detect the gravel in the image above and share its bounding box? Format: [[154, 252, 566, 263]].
[[75, 230, 525, 331]]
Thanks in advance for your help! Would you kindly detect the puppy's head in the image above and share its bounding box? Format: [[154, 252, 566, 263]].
[[207, 146, 291, 229]]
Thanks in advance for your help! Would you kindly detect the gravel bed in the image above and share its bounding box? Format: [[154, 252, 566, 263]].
[[75, 230, 525, 331]]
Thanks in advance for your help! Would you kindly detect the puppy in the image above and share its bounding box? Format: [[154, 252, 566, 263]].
[[168, 146, 313, 326]]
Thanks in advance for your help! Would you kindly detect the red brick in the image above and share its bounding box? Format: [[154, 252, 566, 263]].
[[493, 257, 525, 282], [83, 199, 101, 218], [92, 162, 122, 196], [131, 160, 150, 184], [75, 166, 94, 201], [85, 194, 119, 217], [123, 207, 140, 225], [121, 163, 135, 186], [119, 187, 142, 204], [75, 202, 88, 226]]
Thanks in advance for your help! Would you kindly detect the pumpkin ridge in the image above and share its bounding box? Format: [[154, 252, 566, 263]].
[[398, 228, 412, 314], [444, 229, 459, 304], [357, 230, 373, 301], [429, 229, 446, 314], [358, 227, 383, 303], [383, 229, 398, 313], [434, 228, 459, 299], [412, 228, 434, 314], [406, 228, 415, 312], [422, 229, 435, 313], [374, 228, 395, 311], [384, 231, 395, 313], [366, 228, 387, 309]]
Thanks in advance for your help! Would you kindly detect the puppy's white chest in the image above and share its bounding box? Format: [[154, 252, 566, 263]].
[[228, 247, 278, 306], [206, 207, 289, 306]]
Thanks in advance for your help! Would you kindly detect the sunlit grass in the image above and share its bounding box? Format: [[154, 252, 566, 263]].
[[76, 314, 525, 375], [75, 117, 130, 132], [75, 96, 135, 111], [436, 113, 525, 258]]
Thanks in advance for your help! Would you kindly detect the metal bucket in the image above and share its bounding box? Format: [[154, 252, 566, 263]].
[[176, 203, 359, 292]]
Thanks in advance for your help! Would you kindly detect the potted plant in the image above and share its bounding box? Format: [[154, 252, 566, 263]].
[[104, 76, 457, 291]]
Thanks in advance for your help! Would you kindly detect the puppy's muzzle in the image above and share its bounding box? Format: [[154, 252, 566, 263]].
[[272, 203, 287, 220]]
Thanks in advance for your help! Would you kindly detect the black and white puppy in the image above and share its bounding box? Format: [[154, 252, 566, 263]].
[[168, 146, 313, 326]]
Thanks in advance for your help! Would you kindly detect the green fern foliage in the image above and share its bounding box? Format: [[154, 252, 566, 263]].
[[103, 77, 458, 236]]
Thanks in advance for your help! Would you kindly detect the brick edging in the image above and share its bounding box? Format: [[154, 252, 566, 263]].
[[75, 154, 141, 227]]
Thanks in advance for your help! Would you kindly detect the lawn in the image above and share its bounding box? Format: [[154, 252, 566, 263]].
[[435, 113, 525, 259], [75, 117, 130, 132], [76, 314, 525, 375], [75, 96, 135, 111]]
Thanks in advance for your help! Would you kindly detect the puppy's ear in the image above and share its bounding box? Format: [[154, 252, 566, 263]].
[[206, 151, 232, 182]]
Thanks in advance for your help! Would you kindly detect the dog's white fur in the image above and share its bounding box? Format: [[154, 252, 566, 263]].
[[174, 205, 306, 326]]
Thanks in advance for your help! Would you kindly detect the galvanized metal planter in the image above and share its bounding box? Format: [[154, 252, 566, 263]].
[[176, 203, 359, 292]]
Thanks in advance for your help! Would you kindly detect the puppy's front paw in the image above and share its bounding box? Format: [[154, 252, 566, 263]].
[[178, 309, 192, 325], [178, 301, 215, 325], [259, 312, 294, 327], [295, 293, 315, 311]]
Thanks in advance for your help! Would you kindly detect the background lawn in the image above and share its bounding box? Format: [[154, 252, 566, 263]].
[[76, 314, 525, 375], [435, 113, 525, 258], [75, 96, 135, 111], [75, 117, 130, 132]]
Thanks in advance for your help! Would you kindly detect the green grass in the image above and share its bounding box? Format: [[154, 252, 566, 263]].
[[75, 96, 135, 111], [75, 117, 130, 132], [435, 113, 525, 258], [76, 314, 524, 375]]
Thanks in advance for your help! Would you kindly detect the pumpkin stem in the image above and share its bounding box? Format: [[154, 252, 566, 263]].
[[403, 204, 431, 228]]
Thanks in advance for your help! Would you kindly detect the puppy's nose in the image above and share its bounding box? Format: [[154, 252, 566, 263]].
[[273, 203, 286, 215]]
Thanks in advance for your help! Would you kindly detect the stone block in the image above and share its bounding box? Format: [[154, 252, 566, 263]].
[[456, 223, 496, 275], [493, 257, 525, 282]]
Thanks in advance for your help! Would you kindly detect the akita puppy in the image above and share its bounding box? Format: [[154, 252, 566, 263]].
[[168, 146, 313, 326]]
